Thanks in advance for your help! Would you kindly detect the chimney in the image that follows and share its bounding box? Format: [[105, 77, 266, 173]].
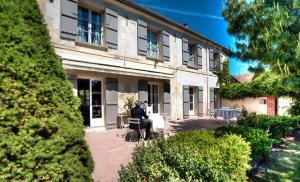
[[183, 23, 188, 28]]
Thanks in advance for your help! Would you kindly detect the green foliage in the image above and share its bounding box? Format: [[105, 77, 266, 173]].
[[0, 0, 93, 181], [119, 130, 251, 182], [288, 99, 300, 116], [220, 72, 300, 100], [216, 59, 230, 86], [123, 96, 136, 110], [215, 126, 273, 160], [223, 0, 299, 76], [238, 114, 300, 140]]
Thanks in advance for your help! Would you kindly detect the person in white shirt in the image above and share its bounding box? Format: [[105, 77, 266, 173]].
[[143, 101, 153, 117]]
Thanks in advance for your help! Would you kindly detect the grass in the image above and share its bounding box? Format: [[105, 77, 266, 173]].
[[251, 138, 300, 182]]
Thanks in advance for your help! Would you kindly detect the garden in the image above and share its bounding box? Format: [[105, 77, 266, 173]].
[[119, 114, 300, 181]]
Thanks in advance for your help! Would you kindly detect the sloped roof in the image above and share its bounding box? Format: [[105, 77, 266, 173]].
[[231, 73, 255, 83]]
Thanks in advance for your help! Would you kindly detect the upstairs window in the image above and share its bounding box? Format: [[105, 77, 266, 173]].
[[188, 44, 195, 66], [77, 7, 103, 45], [147, 29, 159, 58]]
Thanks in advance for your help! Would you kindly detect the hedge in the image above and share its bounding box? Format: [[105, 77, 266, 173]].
[[238, 114, 300, 140], [0, 0, 93, 181], [119, 130, 251, 182], [215, 126, 273, 160]]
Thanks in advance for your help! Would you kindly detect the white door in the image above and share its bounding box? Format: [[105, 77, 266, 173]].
[[189, 87, 194, 115], [90, 80, 104, 127], [148, 83, 159, 115]]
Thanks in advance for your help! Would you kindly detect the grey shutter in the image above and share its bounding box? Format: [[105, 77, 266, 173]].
[[210, 88, 215, 113], [214, 52, 220, 71], [106, 78, 118, 129], [163, 82, 171, 116], [197, 44, 202, 69], [137, 19, 147, 56], [60, 0, 78, 40], [183, 85, 189, 119], [138, 80, 148, 101], [198, 87, 204, 116], [182, 38, 188, 65], [209, 50, 214, 71], [162, 31, 170, 61], [105, 8, 118, 50]]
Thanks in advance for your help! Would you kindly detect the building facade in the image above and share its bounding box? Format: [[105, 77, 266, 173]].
[[38, 0, 227, 129]]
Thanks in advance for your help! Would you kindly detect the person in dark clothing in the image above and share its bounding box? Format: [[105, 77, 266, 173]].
[[130, 101, 152, 140]]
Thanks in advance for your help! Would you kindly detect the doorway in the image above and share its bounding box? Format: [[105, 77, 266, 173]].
[[78, 79, 104, 127], [148, 83, 159, 114], [189, 87, 195, 116]]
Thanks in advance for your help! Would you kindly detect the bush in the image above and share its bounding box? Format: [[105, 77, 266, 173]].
[[238, 114, 300, 140], [215, 126, 273, 160], [119, 130, 251, 182], [0, 0, 93, 181]]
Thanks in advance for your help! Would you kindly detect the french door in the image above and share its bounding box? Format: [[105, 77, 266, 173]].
[[78, 79, 104, 127], [189, 87, 195, 115], [148, 83, 159, 114]]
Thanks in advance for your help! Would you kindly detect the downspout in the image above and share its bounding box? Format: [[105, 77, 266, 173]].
[[205, 41, 211, 116]]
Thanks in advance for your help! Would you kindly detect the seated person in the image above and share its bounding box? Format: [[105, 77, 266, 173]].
[[143, 101, 153, 117], [130, 100, 152, 140]]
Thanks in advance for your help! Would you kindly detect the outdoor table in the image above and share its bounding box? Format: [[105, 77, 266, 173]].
[[214, 108, 241, 125], [149, 114, 165, 132]]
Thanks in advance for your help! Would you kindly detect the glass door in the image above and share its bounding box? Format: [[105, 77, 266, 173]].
[[189, 87, 194, 115], [148, 84, 159, 114], [90, 80, 104, 127], [78, 79, 90, 127]]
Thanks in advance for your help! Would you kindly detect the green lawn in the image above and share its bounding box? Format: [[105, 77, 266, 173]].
[[252, 139, 300, 182]]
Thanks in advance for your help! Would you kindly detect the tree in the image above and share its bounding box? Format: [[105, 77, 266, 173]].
[[0, 0, 93, 181], [223, 0, 300, 92]]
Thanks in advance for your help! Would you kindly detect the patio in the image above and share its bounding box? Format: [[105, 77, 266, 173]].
[[85, 118, 228, 182]]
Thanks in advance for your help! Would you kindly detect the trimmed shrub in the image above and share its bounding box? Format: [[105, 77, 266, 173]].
[[215, 126, 273, 160], [0, 0, 93, 181], [119, 130, 251, 182], [238, 114, 300, 140]]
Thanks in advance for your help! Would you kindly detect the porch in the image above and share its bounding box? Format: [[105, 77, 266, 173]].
[[85, 118, 228, 181]]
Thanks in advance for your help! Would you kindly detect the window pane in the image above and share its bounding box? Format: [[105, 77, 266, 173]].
[[77, 7, 89, 42], [92, 94, 101, 106], [153, 85, 158, 94], [188, 45, 194, 66], [92, 80, 101, 92], [91, 12, 101, 45], [147, 30, 158, 57], [190, 102, 193, 110], [153, 104, 158, 114], [92, 106, 102, 118]]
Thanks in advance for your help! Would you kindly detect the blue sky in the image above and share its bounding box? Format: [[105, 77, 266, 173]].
[[134, 0, 254, 75]]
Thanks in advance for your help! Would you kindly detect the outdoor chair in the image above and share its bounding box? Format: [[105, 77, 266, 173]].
[[126, 118, 144, 142], [162, 113, 171, 136], [118, 114, 129, 138], [208, 109, 217, 120]]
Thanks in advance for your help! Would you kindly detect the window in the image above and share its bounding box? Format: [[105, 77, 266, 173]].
[[147, 29, 159, 58], [77, 7, 102, 45], [189, 87, 194, 111], [188, 44, 195, 66]]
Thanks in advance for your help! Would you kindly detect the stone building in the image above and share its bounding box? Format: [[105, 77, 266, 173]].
[[38, 0, 227, 129]]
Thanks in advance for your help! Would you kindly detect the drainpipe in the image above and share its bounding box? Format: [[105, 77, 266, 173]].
[[205, 41, 211, 116]]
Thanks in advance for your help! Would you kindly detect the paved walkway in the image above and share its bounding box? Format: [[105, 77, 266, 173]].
[[85, 118, 228, 182]]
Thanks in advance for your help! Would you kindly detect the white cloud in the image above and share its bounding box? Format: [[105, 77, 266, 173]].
[[143, 4, 224, 20]]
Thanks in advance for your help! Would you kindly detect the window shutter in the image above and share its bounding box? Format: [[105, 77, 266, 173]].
[[163, 82, 171, 116], [197, 44, 202, 69], [106, 78, 118, 128], [214, 52, 221, 71], [162, 31, 170, 61], [60, 0, 78, 40], [183, 85, 189, 119], [137, 19, 147, 56], [105, 8, 118, 50], [210, 88, 215, 113], [198, 87, 203, 116], [182, 38, 188, 65], [138, 80, 148, 101], [209, 50, 214, 71]]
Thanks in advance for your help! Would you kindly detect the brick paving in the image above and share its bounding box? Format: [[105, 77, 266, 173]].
[[85, 118, 228, 182]]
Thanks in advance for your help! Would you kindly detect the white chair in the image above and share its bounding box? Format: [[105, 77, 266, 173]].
[[208, 109, 217, 120], [126, 118, 144, 142], [118, 114, 129, 138]]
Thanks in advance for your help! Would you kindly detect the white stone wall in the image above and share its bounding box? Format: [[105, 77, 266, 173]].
[[38, 0, 225, 121], [222, 97, 268, 115]]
